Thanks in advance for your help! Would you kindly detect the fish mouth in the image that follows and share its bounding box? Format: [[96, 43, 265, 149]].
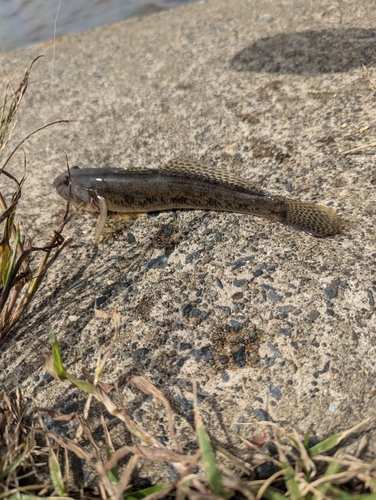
[[53, 170, 98, 212]]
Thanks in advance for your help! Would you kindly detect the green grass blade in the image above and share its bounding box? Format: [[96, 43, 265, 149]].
[[106, 449, 119, 486], [312, 460, 341, 499], [49, 331, 66, 378], [309, 419, 371, 457], [308, 433, 342, 456], [124, 484, 169, 499], [197, 424, 228, 498], [0, 239, 11, 285], [351, 495, 376, 500], [281, 461, 302, 500], [303, 432, 310, 448], [48, 448, 67, 496], [3, 228, 20, 286], [254, 486, 291, 500]]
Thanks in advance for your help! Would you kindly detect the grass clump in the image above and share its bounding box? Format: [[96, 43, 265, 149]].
[[4, 311, 375, 499], [0, 57, 69, 341]]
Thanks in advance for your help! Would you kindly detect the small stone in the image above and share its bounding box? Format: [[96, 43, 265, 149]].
[[198, 272, 208, 281], [209, 290, 218, 297], [253, 409, 273, 421], [280, 326, 292, 336], [232, 292, 244, 300], [326, 309, 335, 316], [169, 464, 179, 482], [185, 250, 201, 264], [221, 371, 230, 382], [219, 355, 229, 364], [328, 403, 337, 413], [127, 232, 136, 244], [169, 350, 177, 357], [95, 296, 107, 307], [189, 307, 201, 318], [145, 255, 168, 269], [233, 346, 246, 366], [277, 305, 294, 313], [215, 277, 224, 289], [233, 278, 248, 287], [134, 410, 143, 422], [324, 279, 340, 299], [308, 310, 320, 322], [269, 385, 283, 401], [180, 342, 192, 350], [68, 315, 79, 322], [191, 346, 213, 362], [132, 348, 151, 363], [176, 356, 185, 367], [181, 304, 192, 316], [267, 291, 281, 302], [232, 259, 246, 270], [197, 394, 207, 405], [216, 306, 231, 315], [229, 319, 244, 332], [256, 462, 275, 480], [43, 374, 55, 383], [175, 395, 193, 412]]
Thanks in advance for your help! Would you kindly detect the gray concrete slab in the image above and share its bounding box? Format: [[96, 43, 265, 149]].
[[1, 0, 376, 485]]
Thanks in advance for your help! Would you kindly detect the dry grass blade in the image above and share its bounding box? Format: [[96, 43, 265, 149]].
[[363, 65, 376, 90], [343, 141, 376, 154], [0, 58, 70, 341], [141, 482, 177, 500], [83, 309, 120, 418], [112, 454, 138, 500], [219, 464, 256, 500], [216, 444, 253, 475], [129, 376, 182, 453], [39, 430, 92, 461], [291, 429, 316, 479], [0, 57, 42, 154], [0, 390, 47, 496], [103, 446, 192, 472]]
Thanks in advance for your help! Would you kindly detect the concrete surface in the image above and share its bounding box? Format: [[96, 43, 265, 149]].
[[1, 0, 376, 487]]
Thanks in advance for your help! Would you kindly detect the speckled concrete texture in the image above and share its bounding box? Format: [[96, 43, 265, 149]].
[[1, 0, 376, 485]]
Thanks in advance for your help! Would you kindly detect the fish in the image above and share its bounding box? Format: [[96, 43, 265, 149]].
[[53, 157, 343, 245]]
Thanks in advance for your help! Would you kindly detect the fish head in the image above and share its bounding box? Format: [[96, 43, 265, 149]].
[[53, 168, 99, 213]]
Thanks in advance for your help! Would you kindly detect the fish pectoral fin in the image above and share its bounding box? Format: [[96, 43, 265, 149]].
[[116, 212, 147, 219], [94, 195, 108, 246]]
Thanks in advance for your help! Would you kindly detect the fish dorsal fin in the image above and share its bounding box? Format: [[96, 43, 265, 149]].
[[162, 157, 255, 189]]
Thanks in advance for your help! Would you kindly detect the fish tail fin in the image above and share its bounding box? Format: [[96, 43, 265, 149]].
[[280, 198, 343, 237]]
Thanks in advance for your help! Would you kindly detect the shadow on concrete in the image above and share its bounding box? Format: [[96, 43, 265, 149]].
[[231, 28, 376, 74]]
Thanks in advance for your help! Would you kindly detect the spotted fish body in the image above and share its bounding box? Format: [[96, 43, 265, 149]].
[[53, 157, 343, 245]]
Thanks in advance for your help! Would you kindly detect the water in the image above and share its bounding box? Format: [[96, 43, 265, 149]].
[[0, 0, 199, 52]]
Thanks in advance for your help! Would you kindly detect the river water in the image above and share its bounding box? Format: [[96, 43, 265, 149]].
[[0, 0, 199, 52]]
